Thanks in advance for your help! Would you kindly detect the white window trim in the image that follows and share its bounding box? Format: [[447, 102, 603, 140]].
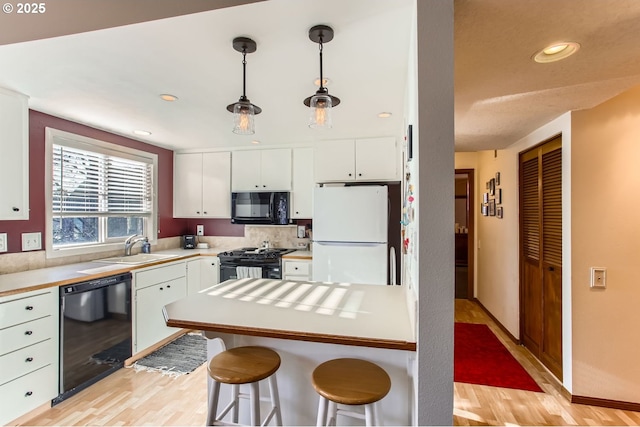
[[45, 127, 158, 259]]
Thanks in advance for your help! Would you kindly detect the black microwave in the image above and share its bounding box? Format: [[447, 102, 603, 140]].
[[231, 192, 290, 225]]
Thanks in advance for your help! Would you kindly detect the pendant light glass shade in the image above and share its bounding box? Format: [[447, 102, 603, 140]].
[[304, 25, 340, 129], [233, 102, 256, 134], [309, 91, 332, 129], [227, 37, 261, 135]]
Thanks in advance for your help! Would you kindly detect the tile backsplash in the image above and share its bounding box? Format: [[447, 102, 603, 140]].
[[0, 226, 310, 275]]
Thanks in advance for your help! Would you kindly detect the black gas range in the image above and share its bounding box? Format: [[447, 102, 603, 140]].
[[218, 247, 295, 281]]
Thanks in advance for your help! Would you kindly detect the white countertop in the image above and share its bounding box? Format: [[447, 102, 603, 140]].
[[0, 248, 221, 297], [163, 278, 415, 350]]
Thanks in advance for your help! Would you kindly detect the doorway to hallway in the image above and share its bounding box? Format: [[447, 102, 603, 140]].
[[455, 169, 474, 299]]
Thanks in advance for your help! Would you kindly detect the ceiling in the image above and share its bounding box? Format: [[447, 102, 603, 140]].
[[1, 0, 640, 152]]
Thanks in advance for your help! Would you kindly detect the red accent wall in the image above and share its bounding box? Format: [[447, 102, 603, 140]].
[[0, 110, 188, 254]]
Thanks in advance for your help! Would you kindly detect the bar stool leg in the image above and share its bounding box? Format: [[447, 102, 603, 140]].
[[207, 380, 221, 426], [316, 395, 328, 427], [327, 401, 338, 426], [231, 384, 240, 424], [364, 404, 374, 426], [249, 381, 260, 426], [373, 401, 382, 426], [268, 374, 283, 426]]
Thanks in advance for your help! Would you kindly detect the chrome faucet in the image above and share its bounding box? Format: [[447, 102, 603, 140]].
[[124, 234, 148, 256]]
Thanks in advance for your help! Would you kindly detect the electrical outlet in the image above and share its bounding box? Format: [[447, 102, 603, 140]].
[[196, 224, 204, 236], [21, 232, 42, 251], [590, 267, 607, 288], [0, 233, 7, 252]]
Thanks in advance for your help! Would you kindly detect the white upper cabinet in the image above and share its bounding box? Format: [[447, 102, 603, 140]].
[[232, 148, 292, 192], [174, 152, 231, 218], [314, 137, 399, 183], [0, 87, 29, 220], [291, 147, 314, 218]]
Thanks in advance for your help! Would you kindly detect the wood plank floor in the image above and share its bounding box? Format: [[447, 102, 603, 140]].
[[18, 299, 640, 426]]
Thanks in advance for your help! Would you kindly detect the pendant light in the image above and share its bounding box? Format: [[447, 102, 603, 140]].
[[227, 37, 261, 135], [303, 25, 340, 129]]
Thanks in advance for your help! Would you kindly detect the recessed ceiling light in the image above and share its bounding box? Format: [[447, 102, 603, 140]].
[[533, 42, 580, 63], [160, 94, 178, 102], [133, 130, 152, 136], [251, 140, 260, 144], [378, 112, 392, 118]]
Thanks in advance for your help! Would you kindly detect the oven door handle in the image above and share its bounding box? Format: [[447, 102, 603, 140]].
[[268, 192, 276, 223]]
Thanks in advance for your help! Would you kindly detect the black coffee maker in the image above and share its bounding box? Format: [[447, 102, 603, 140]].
[[182, 235, 197, 249]]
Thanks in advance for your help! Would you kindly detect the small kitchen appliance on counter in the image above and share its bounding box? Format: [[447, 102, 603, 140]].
[[183, 234, 197, 249]]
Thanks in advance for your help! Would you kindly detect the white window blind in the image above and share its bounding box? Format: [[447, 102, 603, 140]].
[[53, 144, 152, 216]]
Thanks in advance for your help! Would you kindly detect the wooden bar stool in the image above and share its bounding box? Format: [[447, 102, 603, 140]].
[[207, 344, 283, 426], [312, 358, 391, 426]]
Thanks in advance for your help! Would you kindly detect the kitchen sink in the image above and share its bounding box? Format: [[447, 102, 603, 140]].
[[95, 253, 180, 265]]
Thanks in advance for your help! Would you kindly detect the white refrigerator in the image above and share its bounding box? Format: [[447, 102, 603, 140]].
[[312, 185, 388, 285]]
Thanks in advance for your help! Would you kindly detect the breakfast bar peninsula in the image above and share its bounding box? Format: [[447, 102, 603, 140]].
[[163, 277, 417, 425]]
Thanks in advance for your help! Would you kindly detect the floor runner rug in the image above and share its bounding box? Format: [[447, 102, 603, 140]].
[[132, 333, 206, 377], [455, 322, 543, 392]]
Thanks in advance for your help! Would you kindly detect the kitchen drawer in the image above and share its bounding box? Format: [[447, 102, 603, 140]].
[[0, 364, 57, 426], [134, 261, 186, 290], [0, 316, 55, 356], [0, 291, 55, 329], [0, 339, 54, 386], [284, 261, 311, 276]]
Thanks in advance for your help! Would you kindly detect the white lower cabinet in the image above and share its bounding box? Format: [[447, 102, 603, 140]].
[[283, 259, 312, 281], [133, 261, 187, 354], [0, 288, 59, 425], [186, 257, 220, 295]]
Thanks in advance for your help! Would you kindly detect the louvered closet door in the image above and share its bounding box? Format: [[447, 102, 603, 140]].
[[520, 136, 563, 380]]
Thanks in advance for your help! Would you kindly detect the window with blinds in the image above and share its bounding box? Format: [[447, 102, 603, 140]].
[[47, 129, 156, 250]]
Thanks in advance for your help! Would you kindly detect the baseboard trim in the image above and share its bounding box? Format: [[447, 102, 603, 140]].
[[472, 298, 519, 344], [572, 395, 640, 412]]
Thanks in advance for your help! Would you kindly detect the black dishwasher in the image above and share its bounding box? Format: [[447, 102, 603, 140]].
[[55, 272, 132, 404]]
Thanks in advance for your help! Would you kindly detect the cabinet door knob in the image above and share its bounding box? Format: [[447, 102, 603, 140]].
[[25, 305, 34, 310], [263, 185, 266, 188], [294, 267, 298, 270], [348, 173, 352, 177], [196, 211, 200, 214], [255, 185, 259, 188], [548, 266, 555, 272], [25, 357, 34, 362], [25, 391, 33, 397], [25, 330, 33, 335], [13, 207, 20, 212], [358, 173, 362, 177], [203, 211, 207, 215], [167, 285, 171, 288], [159, 287, 163, 291]]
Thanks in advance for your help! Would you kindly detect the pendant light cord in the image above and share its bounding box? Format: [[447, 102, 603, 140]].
[[242, 49, 247, 99], [318, 37, 324, 90]]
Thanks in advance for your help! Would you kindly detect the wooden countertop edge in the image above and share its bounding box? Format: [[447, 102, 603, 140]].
[[0, 253, 208, 298], [282, 255, 313, 260], [164, 316, 416, 352]]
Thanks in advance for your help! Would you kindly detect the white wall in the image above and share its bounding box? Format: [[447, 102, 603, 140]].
[[414, 1, 455, 425], [570, 86, 640, 403]]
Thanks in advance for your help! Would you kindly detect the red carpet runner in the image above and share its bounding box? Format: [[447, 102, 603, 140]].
[[454, 322, 543, 392]]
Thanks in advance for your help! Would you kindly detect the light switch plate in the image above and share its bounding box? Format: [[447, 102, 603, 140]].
[[590, 267, 606, 288], [0, 233, 7, 252], [22, 232, 42, 251]]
